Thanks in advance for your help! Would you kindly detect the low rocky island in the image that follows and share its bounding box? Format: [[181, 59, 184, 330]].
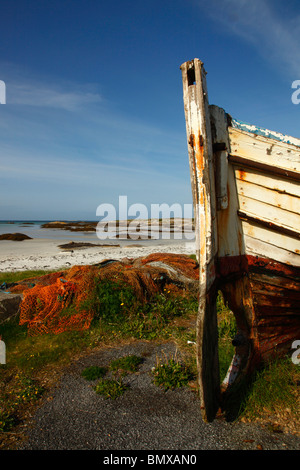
[[57, 241, 120, 250], [41, 221, 97, 232], [0, 233, 32, 241]]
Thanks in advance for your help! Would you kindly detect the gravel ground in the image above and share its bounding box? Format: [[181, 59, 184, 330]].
[[18, 341, 300, 452]]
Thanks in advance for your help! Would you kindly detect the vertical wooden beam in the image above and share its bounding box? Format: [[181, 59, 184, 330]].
[[210, 105, 229, 210], [180, 59, 220, 422]]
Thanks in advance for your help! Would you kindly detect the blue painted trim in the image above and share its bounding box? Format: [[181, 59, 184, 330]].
[[231, 118, 300, 148]]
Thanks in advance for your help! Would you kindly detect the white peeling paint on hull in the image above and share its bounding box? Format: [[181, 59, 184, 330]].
[[231, 118, 300, 148], [236, 178, 299, 215], [235, 167, 300, 198], [241, 220, 300, 261], [229, 127, 300, 172], [238, 195, 299, 233], [228, 126, 300, 267], [244, 233, 300, 267]]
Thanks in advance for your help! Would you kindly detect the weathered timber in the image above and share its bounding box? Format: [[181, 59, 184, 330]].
[[180, 58, 300, 422], [180, 59, 220, 422]]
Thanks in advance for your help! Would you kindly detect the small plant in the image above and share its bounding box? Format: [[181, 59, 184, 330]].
[[13, 375, 44, 404], [81, 365, 107, 381], [152, 354, 195, 391], [110, 355, 143, 374], [94, 378, 127, 400], [0, 410, 15, 432]]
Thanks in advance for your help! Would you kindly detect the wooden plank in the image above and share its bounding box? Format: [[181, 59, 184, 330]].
[[250, 284, 300, 303], [236, 178, 300, 214], [249, 272, 300, 291], [244, 234, 300, 266], [239, 211, 299, 240], [234, 167, 300, 198], [238, 195, 300, 232], [229, 127, 300, 173], [242, 220, 300, 254], [229, 154, 300, 181]]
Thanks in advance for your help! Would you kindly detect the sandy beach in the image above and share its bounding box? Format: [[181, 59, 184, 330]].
[[0, 219, 195, 272], [0, 237, 196, 273]]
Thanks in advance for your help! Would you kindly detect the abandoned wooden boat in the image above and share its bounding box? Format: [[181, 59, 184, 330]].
[[180, 58, 300, 422]]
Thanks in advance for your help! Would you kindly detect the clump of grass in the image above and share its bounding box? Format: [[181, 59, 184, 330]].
[[152, 353, 195, 391], [83, 355, 142, 400], [81, 365, 107, 381], [94, 378, 127, 400], [110, 355, 143, 374]]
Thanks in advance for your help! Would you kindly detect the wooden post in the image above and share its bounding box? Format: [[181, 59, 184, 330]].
[[180, 59, 220, 422]]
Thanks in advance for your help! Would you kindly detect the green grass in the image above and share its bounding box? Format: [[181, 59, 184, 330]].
[[152, 355, 195, 391], [0, 269, 57, 285], [94, 378, 128, 400], [0, 270, 199, 438], [0, 269, 299, 439], [240, 356, 300, 423], [109, 355, 143, 374], [81, 354, 143, 401], [81, 366, 107, 381], [83, 277, 199, 341]]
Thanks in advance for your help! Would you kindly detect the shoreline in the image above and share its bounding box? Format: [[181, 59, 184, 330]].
[[0, 237, 196, 272]]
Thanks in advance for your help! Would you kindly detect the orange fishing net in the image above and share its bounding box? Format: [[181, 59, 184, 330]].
[[19, 276, 93, 335], [18, 254, 199, 336]]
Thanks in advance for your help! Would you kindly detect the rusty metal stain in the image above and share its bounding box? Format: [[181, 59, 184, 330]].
[[237, 169, 247, 181], [190, 132, 205, 176]]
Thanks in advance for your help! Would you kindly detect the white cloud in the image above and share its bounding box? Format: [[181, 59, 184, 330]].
[[8, 81, 102, 111], [197, 0, 300, 78]]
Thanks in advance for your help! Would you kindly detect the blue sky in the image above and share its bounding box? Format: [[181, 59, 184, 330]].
[[0, 0, 299, 220]]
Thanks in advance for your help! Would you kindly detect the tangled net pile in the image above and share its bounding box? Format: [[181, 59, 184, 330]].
[[16, 253, 199, 336]]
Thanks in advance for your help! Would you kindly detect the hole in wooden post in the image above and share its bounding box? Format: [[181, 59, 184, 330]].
[[217, 291, 237, 384], [187, 67, 196, 86]]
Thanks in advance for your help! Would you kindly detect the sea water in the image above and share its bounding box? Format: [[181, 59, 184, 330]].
[[0, 220, 195, 245], [0, 221, 99, 242]]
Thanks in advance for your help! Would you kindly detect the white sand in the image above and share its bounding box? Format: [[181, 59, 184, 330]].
[[0, 237, 196, 272]]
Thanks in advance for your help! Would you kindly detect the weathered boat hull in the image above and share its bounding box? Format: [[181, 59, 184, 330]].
[[181, 59, 300, 422], [219, 255, 300, 389]]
